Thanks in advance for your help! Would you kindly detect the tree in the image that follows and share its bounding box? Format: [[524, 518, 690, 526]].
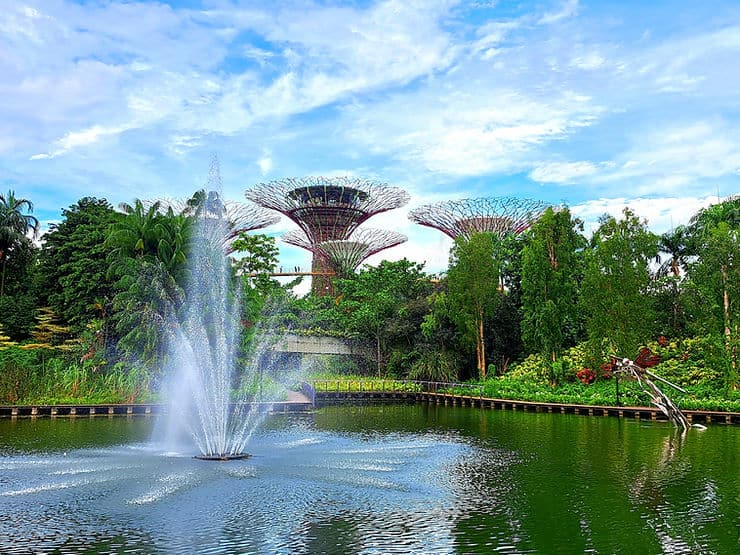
[[656, 225, 691, 278], [684, 222, 739, 388], [231, 232, 279, 292], [447, 232, 501, 379], [580, 208, 658, 361], [105, 200, 191, 367], [688, 196, 740, 240], [230, 232, 281, 352], [336, 259, 431, 376], [521, 207, 585, 383], [37, 198, 121, 333], [411, 289, 465, 382], [0, 190, 39, 298]]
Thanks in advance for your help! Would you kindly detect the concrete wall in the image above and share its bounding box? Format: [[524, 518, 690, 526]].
[[271, 334, 369, 357]]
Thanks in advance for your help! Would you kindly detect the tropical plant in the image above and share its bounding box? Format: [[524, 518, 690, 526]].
[[683, 223, 739, 388], [656, 225, 691, 278], [580, 208, 659, 363], [447, 232, 501, 379], [37, 197, 120, 332], [521, 207, 585, 384], [0, 190, 39, 298]]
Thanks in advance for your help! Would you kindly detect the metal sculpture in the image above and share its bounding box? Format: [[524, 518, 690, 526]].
[[610, 348, 689, 432], [143, 157, 279, 251], [408, 197, 550, 240], [246, 176, 409, 293], [283, 228, 407, 278], [147, 194, 278, 238]]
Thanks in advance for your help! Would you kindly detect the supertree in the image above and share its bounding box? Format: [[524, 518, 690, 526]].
[[282, 228, 407, 278], [143, 158, 279, 251], [246, 176, 409, 293], [146, 193, 279, 250], [408, 197, 551, 240]]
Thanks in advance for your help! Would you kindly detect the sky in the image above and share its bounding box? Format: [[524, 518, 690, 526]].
[[2, 0, 739, 286]]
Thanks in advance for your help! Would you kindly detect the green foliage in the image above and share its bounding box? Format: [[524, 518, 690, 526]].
[[447, 232, 502, 379], [521, 207, 585, 382], [232, 232, 279, 277], [581, 208, 658, 361], [37, 198, 120, 333], [408, 349, 460, 382], [683, 222, 739, 387], [0, 346, 154, 404], [0, 293, 38, 340], [1, 190, 40, 299], [105, 199, 193, 367], [335, 259, 432, 375]]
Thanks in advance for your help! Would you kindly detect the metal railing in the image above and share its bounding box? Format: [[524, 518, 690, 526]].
[[309, 379, 484, 398]]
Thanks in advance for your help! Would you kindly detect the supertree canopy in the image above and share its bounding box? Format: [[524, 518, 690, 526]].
[[143, 192, 279, 252], [147, 193, 279, 232], [408, 197, 551, 240], [283, 228, 407, 278], [245, 176, 410, 243], [246, 176, 409, 294]]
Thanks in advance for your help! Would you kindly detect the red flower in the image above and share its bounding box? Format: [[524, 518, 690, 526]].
[[576, 367, 596, 384]]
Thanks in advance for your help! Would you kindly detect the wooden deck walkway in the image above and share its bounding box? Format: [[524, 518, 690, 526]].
[[313, 390, 740, 425], [0, 397, 313, 418]]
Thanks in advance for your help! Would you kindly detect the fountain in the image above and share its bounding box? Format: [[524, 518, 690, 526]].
[[157, 189, 286, 460]]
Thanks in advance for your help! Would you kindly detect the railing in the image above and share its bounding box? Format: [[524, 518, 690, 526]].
[[310, 379, 484, 398], [300, 381, 316, 405]]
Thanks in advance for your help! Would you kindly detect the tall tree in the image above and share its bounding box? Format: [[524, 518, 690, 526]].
[[521, 207, 585, 383], [336, 259, 431, 376], [684, 221, 739, 388], [37, 198, 121, 332], [686, 196, 740, 381], [447, 232, 501, 379], [580, 208, 658, 361], [656, 225, 691, 278], [105, 200, 191, 366], [0, 190, 39, 298]]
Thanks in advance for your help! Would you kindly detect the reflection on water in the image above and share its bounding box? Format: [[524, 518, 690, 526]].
[[0, 406, 738, 554]]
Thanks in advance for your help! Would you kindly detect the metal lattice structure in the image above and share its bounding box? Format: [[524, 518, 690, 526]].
[[146, 195, 279, 234], [245, 177, 409, 243], [143, 156, 279, 251], [283, 228, 407, 278], [408, 197, 551, 240], [246, 176, 409, 293]]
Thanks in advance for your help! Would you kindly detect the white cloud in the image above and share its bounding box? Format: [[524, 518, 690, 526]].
[[572, 195, 717, 236], [570, 52, 605, 70], [530, 161, 600, 183], [538, 0, 579, 25], [344, 88, 601, 176], [257, 149, 273, 175], [31, 123, 132, 159], [597, 121, 740, 194]]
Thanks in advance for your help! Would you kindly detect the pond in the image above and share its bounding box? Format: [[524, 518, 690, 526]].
[[1, 405, 738, 554]]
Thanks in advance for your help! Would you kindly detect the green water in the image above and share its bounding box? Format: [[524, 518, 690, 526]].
[[0, 405, 738, 553]]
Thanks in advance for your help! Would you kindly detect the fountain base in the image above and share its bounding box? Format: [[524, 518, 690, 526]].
[[194, 453, 251, 461]]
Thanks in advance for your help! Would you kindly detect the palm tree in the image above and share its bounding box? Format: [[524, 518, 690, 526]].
[[688, 196, 740, 243], [0, 190, 40, 297], [656, 225, 691, 278]]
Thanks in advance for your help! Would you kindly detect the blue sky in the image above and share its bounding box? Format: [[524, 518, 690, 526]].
[[2, 0, 739, 280]]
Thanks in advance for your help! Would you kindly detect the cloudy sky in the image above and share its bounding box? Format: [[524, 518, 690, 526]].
[[2, 0, 739, 280]]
